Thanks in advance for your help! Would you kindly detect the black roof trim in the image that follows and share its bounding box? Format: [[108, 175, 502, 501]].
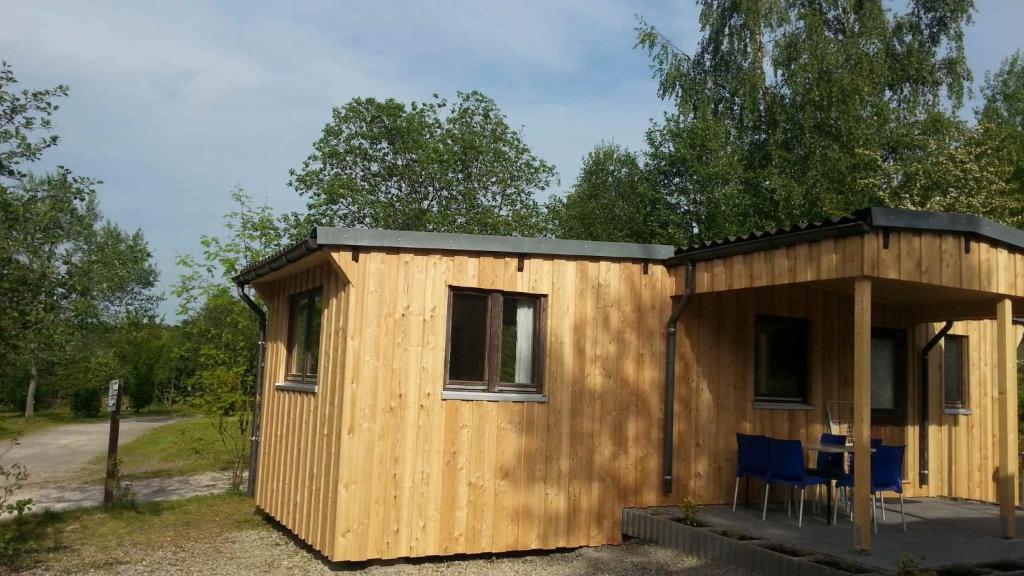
[[233, 208, 1024, 284], [233, 227, 675, 285], [233, 237, 318, 286], [667, 207, 1024, 265]]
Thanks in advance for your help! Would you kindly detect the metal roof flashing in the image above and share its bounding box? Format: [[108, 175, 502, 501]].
[[233, 227, 676, 286], [232, 209, 1024, 285]]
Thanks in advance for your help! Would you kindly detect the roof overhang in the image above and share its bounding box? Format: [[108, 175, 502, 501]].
[[667, 207, 1024, 266]]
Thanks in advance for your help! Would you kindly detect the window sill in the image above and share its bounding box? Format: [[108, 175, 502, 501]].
[[442, 390, 547, 403], [275, 381, 318, 394], [944, 407, 973, 416], [753, 401, 814, 411]]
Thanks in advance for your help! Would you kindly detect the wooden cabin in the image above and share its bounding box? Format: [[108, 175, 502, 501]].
[[233, 207, 1024, 561]]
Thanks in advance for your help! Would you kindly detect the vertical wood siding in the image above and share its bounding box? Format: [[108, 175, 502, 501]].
[[253, 262, 349, 558], [258, 250, 675, 561], [253, 229, 1023, 562], [692, 231, 1024, 298]]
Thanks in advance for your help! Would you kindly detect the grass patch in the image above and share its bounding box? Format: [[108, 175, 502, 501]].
[[0, 410, 96, 440], [86, 417, 237, 480], [0, 493, 264, 574], [0, 405, 198, 441]]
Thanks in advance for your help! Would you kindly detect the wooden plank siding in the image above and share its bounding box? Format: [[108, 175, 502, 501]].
[[252, 262, 349, 558], [254, 249, 675, 561], [674, 285, 1024, 507], [250, 227, 1024, 562], [691, 231, 1024, 299]]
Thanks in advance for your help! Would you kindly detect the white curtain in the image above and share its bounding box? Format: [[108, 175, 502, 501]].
[[514, 301, 535, 384]]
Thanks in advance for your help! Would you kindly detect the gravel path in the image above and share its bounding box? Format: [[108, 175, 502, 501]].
[[23, 533, 753, 576], [3, 416, 183, 486], [17, 470, 240, 512]]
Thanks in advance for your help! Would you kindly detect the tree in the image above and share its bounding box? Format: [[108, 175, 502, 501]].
[[0, 61, 68, 182], [175, 188, 284, 486], [546, 142, 686, 244], [287, 91, 557, 237], [0, 172, 160, 416], [975, 50, 1024, 226], [636, 0, 981, 242], [174, 187, 284, 316]]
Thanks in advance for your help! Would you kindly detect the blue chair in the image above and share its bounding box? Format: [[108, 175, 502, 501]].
[[808, 433, 847, 479], [767, 439, 827, 526], [835, 444, 906, 532], [734, 433, 771, 513]]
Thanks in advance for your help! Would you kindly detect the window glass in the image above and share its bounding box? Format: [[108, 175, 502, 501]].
[[286, 287, 323, 385], [754, 316, 809, 403], [871, 337, 897, 411], [870, 328, 906, 419], [445, 289, 545, 397], [500, 297, 537, 384], [307, 291, 323, 377], [943, 335, 967, 408], [289, 295, 309, 377], [448, 293, 488, 382]]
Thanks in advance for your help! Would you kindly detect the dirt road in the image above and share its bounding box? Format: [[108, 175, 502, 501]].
[[2, 416, 181, 486]]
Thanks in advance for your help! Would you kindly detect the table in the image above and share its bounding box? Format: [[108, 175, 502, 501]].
[[806, 443, 874, 526]]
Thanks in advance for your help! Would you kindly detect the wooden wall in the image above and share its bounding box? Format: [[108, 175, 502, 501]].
[[253, 262, 349, 559], [255, 248, 676, 561], [923, 320, 1018, 503], [674, 284, 1021, 507], [252, 230, 1023, 562], [691, 230, 1024, 299]]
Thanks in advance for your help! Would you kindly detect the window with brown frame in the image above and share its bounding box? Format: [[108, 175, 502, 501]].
[[445, 288, 545, 397], [870, 327, 908, 423], [286, 287, 323, 385], [943, 335, 968, 409], [754, 315, 810, 404]]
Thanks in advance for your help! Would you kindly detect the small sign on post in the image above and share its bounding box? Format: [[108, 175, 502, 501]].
[[104, 378, 123, 507]]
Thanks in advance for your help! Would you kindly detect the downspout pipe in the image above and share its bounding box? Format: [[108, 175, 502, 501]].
[[237, 285, 267, 497], [918, 320, 953, 486], [663, 262, 695, 496]]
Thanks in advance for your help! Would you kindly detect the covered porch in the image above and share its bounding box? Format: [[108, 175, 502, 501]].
[[666, 209, 1024, 554], [629, 499, 1024, 573]]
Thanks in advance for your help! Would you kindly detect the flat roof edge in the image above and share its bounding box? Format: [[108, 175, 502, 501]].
[[867, 207, 1024, 249], [314, 226, 676, 261]]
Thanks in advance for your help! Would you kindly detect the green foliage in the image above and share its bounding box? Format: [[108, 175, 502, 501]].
[[0, 440, 34, 565], [0, 63, 161, 416], [174, 187, 284, 316], [0, 61, 69, 182], [190, 368, 251, 491], [635, 1, 994, 243], [678, 497, 700, 527], [895, 553, 935, 576], [546, 142, 686, 244], [69, 386, 103, 418], [287, 91, 557, 237]]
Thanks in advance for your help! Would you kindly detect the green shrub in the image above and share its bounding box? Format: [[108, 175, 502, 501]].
[[70, 386, 103, 418], [678, 497, 700, 526]]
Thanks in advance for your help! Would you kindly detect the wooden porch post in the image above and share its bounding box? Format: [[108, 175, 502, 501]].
[[997, 297, 1018, 538], [853, 278, 872, 552]]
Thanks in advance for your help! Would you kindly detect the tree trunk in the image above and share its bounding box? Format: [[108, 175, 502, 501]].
[[25, 362, 37, 419]]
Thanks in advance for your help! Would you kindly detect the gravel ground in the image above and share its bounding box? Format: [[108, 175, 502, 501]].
[[22, 529, 753, 576]]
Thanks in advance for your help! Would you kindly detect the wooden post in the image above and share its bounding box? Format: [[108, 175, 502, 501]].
[[103, 379, 123, 507], [997, 298, 1017, 538], [853, 278, 872, 552]]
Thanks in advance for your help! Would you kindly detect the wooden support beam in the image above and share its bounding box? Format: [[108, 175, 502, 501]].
[[997, 297, 1018, 538], [853, 277, 872, 552]]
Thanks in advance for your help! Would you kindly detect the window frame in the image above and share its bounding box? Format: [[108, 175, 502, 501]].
[[443, 287, 547, 399], [753, 315, 811, 405], [285, 286, 324, 385], [870, 327, 908, 424], [942, 334, 969, 410]]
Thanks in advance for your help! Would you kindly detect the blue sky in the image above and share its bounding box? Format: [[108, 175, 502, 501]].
[[2, 1, 1023, 321]]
